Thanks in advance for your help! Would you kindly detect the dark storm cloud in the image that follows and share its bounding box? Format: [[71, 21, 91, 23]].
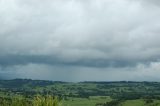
[[0, 54, 137, 68], [0, 53, 160, 68], [0, 0, 160, 81]]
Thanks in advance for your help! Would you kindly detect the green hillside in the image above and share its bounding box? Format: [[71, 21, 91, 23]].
[[1, 79, 160, 106]]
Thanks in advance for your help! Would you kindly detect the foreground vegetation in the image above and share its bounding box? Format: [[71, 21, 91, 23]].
[[0, 95, 59, 106], [1, 79, 160, 106]]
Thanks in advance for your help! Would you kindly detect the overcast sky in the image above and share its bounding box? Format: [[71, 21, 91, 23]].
[[0, 0, 160, 81]]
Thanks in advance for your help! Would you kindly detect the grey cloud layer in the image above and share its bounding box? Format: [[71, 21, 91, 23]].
[[0, 54, 159, 68], [0, 0, 160, 81]]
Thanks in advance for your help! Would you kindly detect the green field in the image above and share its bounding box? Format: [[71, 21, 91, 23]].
[[61, 98, 160, 106], [1, 79, 160, 106], [61, 96, 111, 106]]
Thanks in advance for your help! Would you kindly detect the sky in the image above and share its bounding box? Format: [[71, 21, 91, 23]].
[[0, 0, 160, 81]]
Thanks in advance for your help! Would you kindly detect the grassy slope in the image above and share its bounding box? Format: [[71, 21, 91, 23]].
[[123, 99, 160, 106], [62, 96, 111, 106], [122, 100, 145, 106], [2, 80, 160, 106], [62, 98, 160, 106]]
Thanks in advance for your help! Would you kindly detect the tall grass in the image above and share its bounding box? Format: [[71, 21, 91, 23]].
[[0, 95, 59, 106], [33, 95, 59, 106]]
